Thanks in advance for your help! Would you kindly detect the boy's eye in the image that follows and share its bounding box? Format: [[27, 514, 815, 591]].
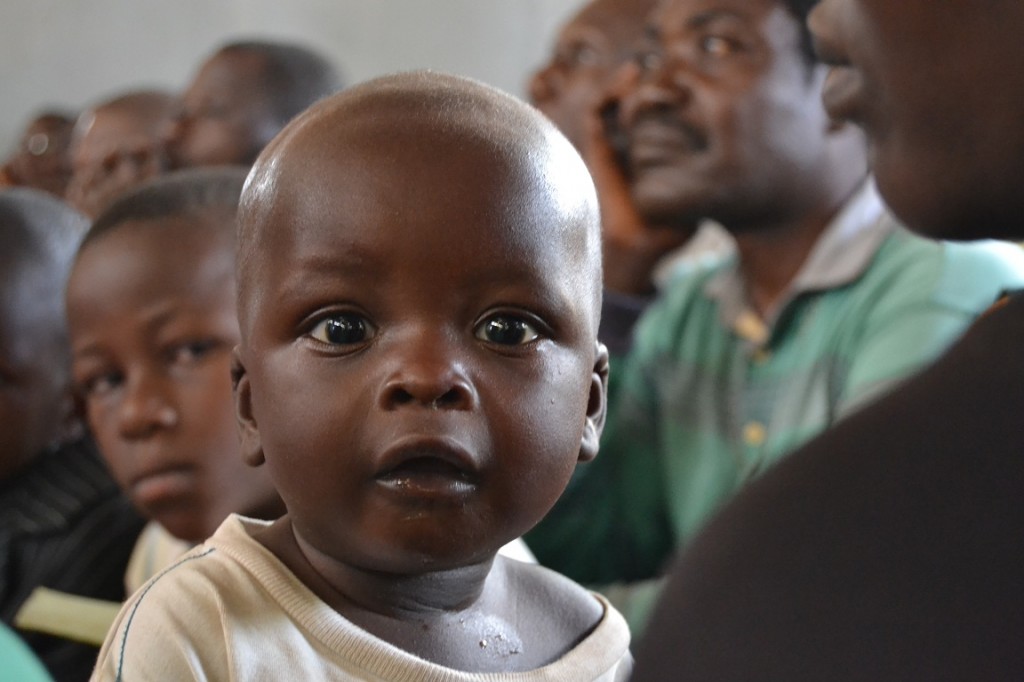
[[170, 339, 219, 364], [474, 316, 541, 346], [308, 314, 374, 346], [76, 371, 123, 399]]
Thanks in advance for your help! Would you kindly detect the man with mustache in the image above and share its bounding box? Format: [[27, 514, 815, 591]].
[[526, 0, 1024, 630]]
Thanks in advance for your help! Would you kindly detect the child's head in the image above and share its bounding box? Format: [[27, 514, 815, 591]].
[[66, 168, 282, 543], [164, 40, 341, 170], [0, 189, 88, 482], [232, 71, 607, 574], [66, 89, 178, 218]]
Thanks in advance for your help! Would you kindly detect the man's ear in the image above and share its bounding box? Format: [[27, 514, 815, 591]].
[[579, 341, 610, 463], [231, 346, 264, 467]]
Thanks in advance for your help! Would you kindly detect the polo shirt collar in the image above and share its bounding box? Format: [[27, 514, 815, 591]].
[[705, 178, 895, 345]]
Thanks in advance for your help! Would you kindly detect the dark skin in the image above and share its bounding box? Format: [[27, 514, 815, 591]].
[[67, 214, 283, 543], [163, 50, 279, 169], [530, 0, 658, 152], [232, 77, 610, 672], [603, 0, 866, 315], [65, 92, 177, 219], [631, 3, 1024, 679], [531, 0, 690, 296], [0, 113, 75, 197], [809, 0, 1024, 241]]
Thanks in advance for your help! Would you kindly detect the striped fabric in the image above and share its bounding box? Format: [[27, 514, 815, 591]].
[[1, 438, 144, 682], [528, 181, 1024, 593]]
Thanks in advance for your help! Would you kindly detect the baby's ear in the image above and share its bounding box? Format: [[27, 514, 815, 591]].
[[231, 347, 264, 467], [579, 341, 609, 463]]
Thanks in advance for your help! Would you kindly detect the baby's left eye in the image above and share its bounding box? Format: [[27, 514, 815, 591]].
[[474, 316, 541, 346]]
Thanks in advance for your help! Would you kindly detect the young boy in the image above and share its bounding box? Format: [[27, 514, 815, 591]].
[[92, 71, 631, 680], [64, 89, 178, 219], [0, 189, 144, 682], [66, 168, 286, 590]]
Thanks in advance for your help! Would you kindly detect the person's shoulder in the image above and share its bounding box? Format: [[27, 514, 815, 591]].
[[863, 228, 1024, 312], [939, 239, 1024, 286]]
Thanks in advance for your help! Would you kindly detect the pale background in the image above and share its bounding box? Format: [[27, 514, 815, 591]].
[[0, 0, 584, 152]]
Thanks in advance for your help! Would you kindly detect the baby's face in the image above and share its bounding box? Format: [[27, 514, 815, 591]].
[[68, 216, 278, 543], [237, 123, 604, 573]]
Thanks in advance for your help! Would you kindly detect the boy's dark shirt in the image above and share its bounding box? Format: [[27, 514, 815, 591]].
[[632, 292, 1024, 681], [0, 437, 145, 682]]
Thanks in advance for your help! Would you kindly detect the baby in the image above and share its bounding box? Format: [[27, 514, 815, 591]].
[[92, 72, 631, 680], [67, 168, 285, 590]]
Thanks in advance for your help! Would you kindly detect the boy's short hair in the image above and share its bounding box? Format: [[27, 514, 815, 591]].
[[84, 166, 249, 248]]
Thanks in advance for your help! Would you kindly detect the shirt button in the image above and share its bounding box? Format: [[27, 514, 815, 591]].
[[743, 421, 766, 447]]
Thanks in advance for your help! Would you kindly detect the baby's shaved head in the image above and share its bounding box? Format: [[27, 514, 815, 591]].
[[237, 71, 602, 336]]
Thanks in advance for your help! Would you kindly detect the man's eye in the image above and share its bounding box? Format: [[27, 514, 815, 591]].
[[475, 316, 541, 346], [700, 35, 736, 57], [635, 47, 663, 72], [567, 43, 601, 68], [308, 314, 374, 346]]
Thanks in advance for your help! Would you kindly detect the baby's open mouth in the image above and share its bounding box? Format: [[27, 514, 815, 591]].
[[376, 455, 478, 497]]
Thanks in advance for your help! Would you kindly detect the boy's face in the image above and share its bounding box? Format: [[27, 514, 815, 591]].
[[0, 270, 67, 481], [809, 0, 1024, 240], [529, 0, 654, 151], [164, 52, 275, 169], [620, 0, 833, 228], [66, 103, 173, 218], [236, 120, 605, 574], [67, 217, 279, 543]]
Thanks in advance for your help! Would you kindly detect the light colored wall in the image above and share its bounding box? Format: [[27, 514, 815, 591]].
[[0, 0, 583, 152]]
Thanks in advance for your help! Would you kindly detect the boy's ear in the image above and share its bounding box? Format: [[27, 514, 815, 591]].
[[231, 347, 265, 467], [579, 341, 610, 463]]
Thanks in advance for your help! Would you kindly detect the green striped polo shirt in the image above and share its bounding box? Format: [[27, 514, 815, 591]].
[[529, 181, 1024, 591]]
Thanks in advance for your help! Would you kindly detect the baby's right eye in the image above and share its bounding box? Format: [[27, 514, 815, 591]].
[[307, 313, 375, 347]]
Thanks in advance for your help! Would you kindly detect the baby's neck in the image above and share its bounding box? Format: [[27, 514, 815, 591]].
[[258, 516, 496, 613], [256, 516, 595, 672], [257, 516, 549, 670]]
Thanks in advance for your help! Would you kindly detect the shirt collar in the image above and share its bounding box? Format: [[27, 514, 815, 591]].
[[705, 178, 896, 345]]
